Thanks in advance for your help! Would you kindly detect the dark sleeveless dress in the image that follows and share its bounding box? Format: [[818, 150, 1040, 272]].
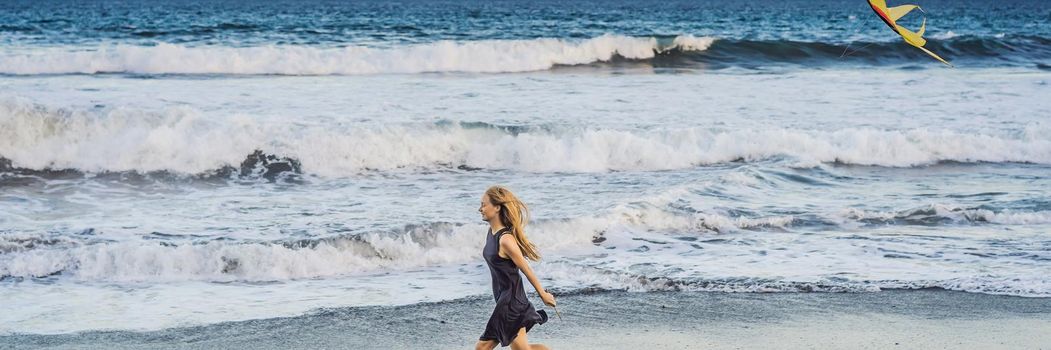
[[479, 227, 548, 346]]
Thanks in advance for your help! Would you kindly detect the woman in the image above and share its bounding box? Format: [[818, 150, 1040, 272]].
[[475, 186, 556, 350]]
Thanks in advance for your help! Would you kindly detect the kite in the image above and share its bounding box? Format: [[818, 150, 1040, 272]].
[[867, 0, 953, 66]]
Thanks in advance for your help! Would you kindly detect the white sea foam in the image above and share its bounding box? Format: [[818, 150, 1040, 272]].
[[0, 223, 493, 282], [0, 203, 786, 282], [2, 197, 1049, 335], [0, 98, 262, 174], [25, 195, 1033, 284], [3, 100, 1050, 176], [931, 31, 959, 40], [613, 204, 796, 233], [973, 210, 1051, 225], [0, 35, 715, 75], [543, 262, 1051, 297], [837, 204, 1051, 225], [3, 261, 1046, 335]]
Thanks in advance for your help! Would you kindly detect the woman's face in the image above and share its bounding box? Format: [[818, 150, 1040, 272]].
[[479, 194, 500, 222]]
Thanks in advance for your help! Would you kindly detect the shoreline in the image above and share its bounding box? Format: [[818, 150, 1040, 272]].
[[5, 289, 1050, 349]]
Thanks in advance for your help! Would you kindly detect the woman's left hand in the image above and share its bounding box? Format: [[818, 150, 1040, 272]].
[[540, 290, 556, 307]]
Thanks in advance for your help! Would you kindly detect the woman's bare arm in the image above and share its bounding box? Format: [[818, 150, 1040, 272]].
[[500, 234, 556, 306]]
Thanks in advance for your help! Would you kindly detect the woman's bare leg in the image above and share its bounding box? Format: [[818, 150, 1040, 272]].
[[509, 327, 550, 350], [475, 340, 498, 350]]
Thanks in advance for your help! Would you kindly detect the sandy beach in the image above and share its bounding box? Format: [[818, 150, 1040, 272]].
[[5, 289, 1049, 349]]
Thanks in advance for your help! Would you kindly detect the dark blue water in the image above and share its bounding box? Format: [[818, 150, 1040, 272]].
[[1, 0, 1049, 68]]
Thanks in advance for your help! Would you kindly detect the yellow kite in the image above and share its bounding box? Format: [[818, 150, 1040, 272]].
[[867, 0, 952, 66]]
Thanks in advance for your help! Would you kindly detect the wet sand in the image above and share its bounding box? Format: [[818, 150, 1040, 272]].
[[4, 290, 1050, 349]]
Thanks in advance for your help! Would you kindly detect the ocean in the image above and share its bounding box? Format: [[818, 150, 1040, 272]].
[[1, 0, 1049, 335]]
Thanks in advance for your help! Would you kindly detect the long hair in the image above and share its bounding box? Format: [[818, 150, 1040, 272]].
[[485, 185, 541, 261]]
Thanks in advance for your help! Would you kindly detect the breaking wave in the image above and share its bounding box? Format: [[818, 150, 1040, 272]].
[[2, 100, 1049, 177]]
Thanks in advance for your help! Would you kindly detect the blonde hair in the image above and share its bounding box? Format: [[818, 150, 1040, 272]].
[[485, 185, 541, 261]]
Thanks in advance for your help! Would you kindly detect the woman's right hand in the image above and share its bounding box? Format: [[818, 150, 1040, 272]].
[[540, 290, 556, 307]]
